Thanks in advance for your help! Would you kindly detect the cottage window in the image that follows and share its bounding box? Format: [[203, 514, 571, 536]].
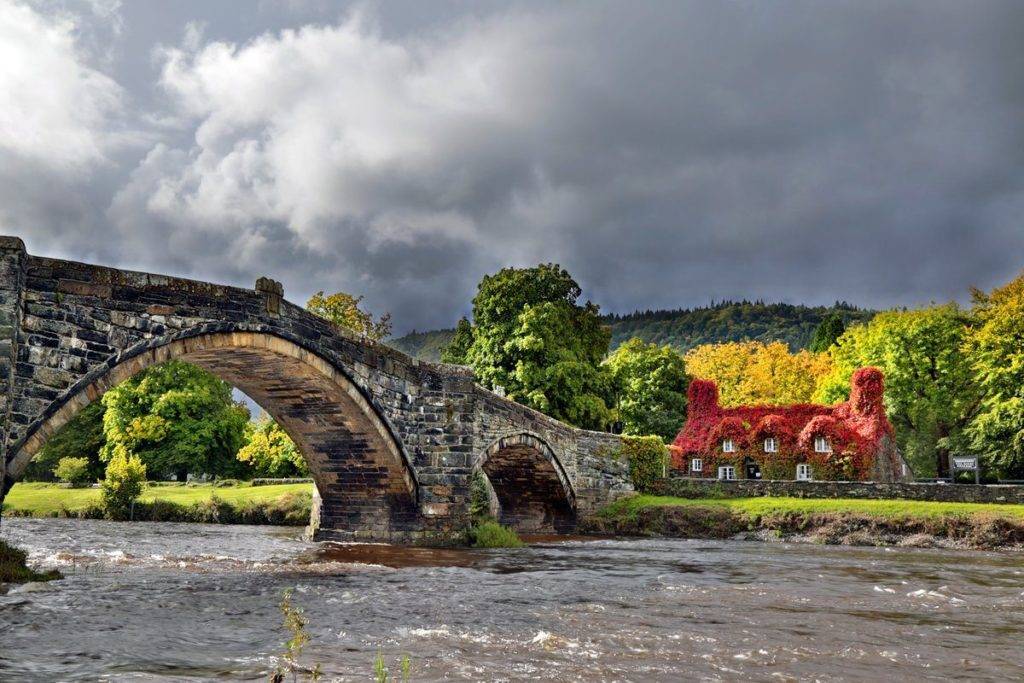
[[722, 439, 736, 453], [814, 436, 831, 453], [764, 437, 778, 453], [690, 458, 703, 473], [796, 463, 812, 481], [718, 465, 736, 481]]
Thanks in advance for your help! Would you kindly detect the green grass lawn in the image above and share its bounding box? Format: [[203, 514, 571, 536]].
[[2, 482, 312, 516], [603, 494, 1024, 521]]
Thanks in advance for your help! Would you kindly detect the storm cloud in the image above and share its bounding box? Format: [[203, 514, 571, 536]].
[[2, 0, 1023, 332]]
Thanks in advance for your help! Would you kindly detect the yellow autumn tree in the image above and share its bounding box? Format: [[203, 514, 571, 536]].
[[684, 341, 832, 407]]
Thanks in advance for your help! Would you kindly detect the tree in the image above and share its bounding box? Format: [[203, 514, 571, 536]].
[[22, 401, 106, 482], [53, 457, 92, 486], [101, 361, 251, 481], [814, 305, 976, 477], [307, 290, 392, 341], [964, 272, 1024, 479], [604, 337, 689, 441], [683, 341, 831, 408], [465, 264, 614, 430], [101, 446, 147, 519], [236, 416, 309, 478], [810, 313, 846, 353], [440, 316, 473, 364]]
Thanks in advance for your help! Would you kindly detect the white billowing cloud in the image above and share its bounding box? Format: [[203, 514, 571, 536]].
[[0, 0, 124, 170]]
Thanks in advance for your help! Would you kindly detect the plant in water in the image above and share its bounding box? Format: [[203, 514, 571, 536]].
[[0, 540, 61, 584], [374, 651, 412, 682], [274, 588, 322, 682], [469, 520, 525, 548]]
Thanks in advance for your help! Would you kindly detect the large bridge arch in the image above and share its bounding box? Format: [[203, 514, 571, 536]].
[[478, 432, 577, 533], [7, 328, 419, 534]]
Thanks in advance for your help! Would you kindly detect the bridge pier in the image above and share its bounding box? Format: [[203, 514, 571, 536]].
[[0, 237, 27, 500]]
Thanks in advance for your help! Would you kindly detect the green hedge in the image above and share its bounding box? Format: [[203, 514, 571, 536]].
[[621, 435, 668, 493]]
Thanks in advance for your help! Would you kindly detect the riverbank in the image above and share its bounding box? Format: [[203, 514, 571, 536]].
[[1, 482, 312, 525], [582, 495, 1024, 550]]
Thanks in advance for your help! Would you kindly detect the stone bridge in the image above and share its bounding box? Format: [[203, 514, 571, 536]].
[[0, 237, 631, 543]]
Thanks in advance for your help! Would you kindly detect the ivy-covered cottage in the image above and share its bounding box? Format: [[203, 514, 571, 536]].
[[671, 367, 911, 482]]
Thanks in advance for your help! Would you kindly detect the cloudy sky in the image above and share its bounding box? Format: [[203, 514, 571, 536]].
[[2, 1, 1022, 334]]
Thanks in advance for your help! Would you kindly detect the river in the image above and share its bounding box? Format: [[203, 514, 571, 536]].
[[1, 518, 1023, 681]]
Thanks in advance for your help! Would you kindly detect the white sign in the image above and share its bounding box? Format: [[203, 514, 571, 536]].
[[952, 457, 978, 470]]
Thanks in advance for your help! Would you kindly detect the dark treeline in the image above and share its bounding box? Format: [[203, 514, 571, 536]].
[[604, 301, 872, 354], [391, 301, 874, 361]]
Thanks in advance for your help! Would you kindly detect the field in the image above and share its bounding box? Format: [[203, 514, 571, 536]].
[[2, 482, 312, 517]]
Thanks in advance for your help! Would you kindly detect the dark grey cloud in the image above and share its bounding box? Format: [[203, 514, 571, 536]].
[[3, 0, 1023, 333]]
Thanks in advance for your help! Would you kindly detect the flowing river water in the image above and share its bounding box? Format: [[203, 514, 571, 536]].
[[2, 518, 1023, 681]]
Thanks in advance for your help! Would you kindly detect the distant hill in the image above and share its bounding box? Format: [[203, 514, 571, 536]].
[[389, 301, 874, 362], [389, 328, 456, 361]]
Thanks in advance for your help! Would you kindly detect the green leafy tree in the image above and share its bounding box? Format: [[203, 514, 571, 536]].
[[440, 317, 473, 364], [814, 305, 977, 477], [809, 313, 846, 353], [53, 456, 92, 486], [307, 290, 392, 341], [237, 416, 309, 478], [604, 338, 689, 441], [964, 272, 1024, 479], [22, 401, 106, 481], [465, 264, 613, 429], [101, 361, 251, 481], [101, 446, 147, 519]]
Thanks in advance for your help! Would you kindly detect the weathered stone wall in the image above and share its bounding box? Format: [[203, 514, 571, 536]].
[[0, 240, 632, 542], [0, 237, 28, 490], [652, 476, 1024, 505]]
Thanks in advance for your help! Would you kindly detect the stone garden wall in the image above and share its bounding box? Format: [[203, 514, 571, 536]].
[[652, 476, 1024, 505]]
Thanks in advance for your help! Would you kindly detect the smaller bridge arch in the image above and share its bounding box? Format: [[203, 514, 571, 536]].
[[478, 432, 577, 533]]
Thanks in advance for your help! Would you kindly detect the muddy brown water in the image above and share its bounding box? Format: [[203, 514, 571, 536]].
[[1, 518, 1023, 681]]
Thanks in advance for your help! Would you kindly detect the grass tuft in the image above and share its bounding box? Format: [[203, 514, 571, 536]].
[[470, 520, 525, 548], [0, 539, 62, 584]]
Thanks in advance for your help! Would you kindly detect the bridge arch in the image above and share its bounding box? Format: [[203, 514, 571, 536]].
[[477, 432, 577, 533], [8, 327, 419, 533]]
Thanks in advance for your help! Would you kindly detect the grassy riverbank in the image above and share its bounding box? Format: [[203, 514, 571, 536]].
[[583, 495, 1024, 550], [2, 482, 312, 525]]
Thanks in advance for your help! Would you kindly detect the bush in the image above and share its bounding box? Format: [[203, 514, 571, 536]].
[[621, 435, 668, 493], [53, 456, 93, 487], [469, 520, 525, 548], [101, 448, 147, 519]]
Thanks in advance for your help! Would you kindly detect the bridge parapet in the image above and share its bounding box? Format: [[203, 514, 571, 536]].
[[0, 238, 632, 542]]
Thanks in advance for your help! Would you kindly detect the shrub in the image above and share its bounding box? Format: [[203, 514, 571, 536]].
[[101, 448, 147, 519], [469, 470, 492, 521], [469, 520, 525, 548], [53, 456, 93, 487], [621, 435, 668, 493]]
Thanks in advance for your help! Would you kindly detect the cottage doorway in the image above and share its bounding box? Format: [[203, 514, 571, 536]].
[[744, 457, 762, 480]]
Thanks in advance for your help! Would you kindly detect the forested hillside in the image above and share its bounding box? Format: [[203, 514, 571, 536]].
[[389, 328, 456, 361], [390, 301, 873, 361], [605, 301, 873, 353]]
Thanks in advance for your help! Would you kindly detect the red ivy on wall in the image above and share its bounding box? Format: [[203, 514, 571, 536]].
[[672, 367, 893, 480]]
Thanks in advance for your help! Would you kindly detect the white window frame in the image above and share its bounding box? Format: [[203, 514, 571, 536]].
[[796, 463, 812, 481], [763, 437, 778, 453], [814, 436, 832, 453], [718, 465, 736, 481], [722, 439, 736, 453], [690, 458, 703, 473]]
